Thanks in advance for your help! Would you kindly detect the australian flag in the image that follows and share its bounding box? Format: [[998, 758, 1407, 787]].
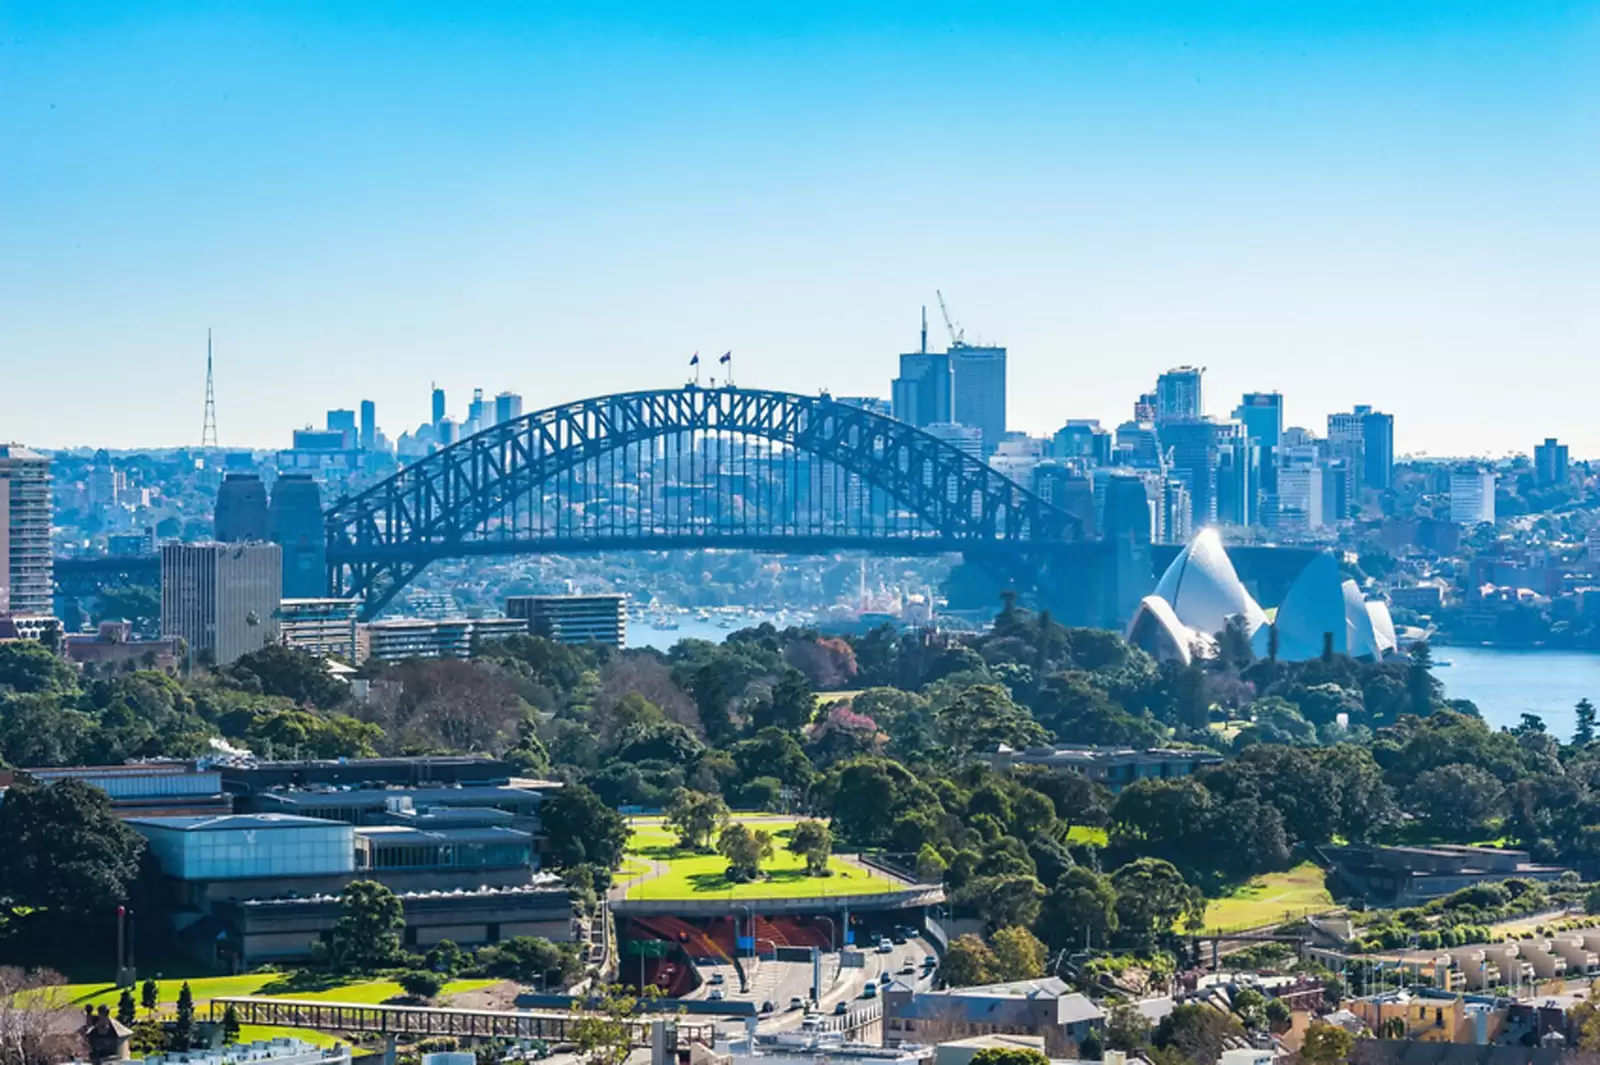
[[689, 353, 699, 366], [719, 351, 732, 364]]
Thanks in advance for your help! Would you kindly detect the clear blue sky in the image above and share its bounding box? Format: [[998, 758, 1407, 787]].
[[2, 2, 1596, 455]]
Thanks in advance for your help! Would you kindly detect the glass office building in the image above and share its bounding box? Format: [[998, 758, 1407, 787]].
[[128, 814, 354, 880]]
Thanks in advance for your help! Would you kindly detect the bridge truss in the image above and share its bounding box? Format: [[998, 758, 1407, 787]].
[[325, 386, 1081, 617]]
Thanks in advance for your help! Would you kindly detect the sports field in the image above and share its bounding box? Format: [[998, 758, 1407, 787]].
[[623, 815, 902, 900], [1199, 861, 1333, 934]]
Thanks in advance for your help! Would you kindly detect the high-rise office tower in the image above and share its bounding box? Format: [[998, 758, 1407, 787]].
[[1155, 367, 1204, 423], [1535, 438, 1570, 487], [1450, 467, 1497, 525], [214, 473, 271, 543], [495, 391, 523, 425], [1159, 418, 1231, 528], [1100, 473, 1153, 544], [0, 445, 52, 616], [1215, 431, 1255, 527], [359, 400, 377, 451], [892, 352, 952, 428], [950, 345, 1007, 455], [1134, 393, 1158, 423], [431, 385, 446, 429], [467, 389, 490, 431], [1233, 391, 1283, 513], [1361, 408, 1394, 492], [161, 541, 282, 667], [269, 474, 326, 599]]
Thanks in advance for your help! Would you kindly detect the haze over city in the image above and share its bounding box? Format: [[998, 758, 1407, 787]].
[[3, 2, 1597, 453]]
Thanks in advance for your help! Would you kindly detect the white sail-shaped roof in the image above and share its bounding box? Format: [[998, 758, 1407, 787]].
[[1344, 579, 1380, 659], [1152, 528, 1267, 640], [1366, 599, 1398, 656], [1126, 595, 1202, 665], [1252, 550, 1346, 662]]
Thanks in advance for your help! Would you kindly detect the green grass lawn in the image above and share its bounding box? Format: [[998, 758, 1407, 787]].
[[49, 975, 495, 1011], [1065, 825, 1109, 846], [1199, 862, 1333, 934], [624, 814, 901, 900]]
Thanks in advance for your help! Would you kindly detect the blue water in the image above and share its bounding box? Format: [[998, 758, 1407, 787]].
[[1434, 646, 1600, 738]]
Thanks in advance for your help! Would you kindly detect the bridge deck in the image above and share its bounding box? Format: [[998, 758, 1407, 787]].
[[209, 997, 716, 1046]]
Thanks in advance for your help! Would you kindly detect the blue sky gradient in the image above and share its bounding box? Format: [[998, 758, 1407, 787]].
[[2, 3, 1596, 453]]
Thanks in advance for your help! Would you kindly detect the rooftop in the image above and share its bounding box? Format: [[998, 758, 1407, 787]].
[[258, 784, 548, 807], [126, 814, 340, 832], [354, 825, 532, 846]]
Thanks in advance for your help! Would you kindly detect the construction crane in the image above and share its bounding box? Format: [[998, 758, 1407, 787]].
[[935, 290, 966, 347]]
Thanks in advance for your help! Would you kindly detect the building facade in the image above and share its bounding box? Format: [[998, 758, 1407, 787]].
[[215, 473, 271, 543], [359, 616, 528, 662], [949, 346, 1007, 455], [161, 542, 283, 666], [505, 594, 627, 647], [892, 352, 953, 428], [1535, 438, 1570, 486], [268, 474, 326, 598], [1450, 468, 1497, 525], [0, 445, 53, 615], [278, 598, 362, 660], [1155, 367, 1203, 423]]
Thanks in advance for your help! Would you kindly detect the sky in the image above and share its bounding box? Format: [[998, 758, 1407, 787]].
[[2, 2, 1597, 456]]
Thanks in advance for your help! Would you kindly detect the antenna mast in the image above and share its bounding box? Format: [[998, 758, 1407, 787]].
[[201, 329, 219, 449]]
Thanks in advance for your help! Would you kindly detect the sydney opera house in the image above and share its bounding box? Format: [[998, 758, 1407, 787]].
[[1125, 529, 1398, 666]]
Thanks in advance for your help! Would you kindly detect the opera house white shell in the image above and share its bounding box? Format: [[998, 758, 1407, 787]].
[[1127, 529, 1400, 665]]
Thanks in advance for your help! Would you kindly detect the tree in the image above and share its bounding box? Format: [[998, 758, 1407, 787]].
[[968, 1049, 1049, 1065], [1409, 763, 1504, 837], [426, 939, 464, 975], [752, 669, 816, 733], [1104, 1005, 1150, 1052], [221, 1003, 241, 1045], [959, 874, 1045, 932], [941, 934, 998, 988], [717, 823, 774, 882], [542, 785, 629, 869], [664, 788, 729, 851], [990, 926, 1047, 980], [1578, 699, 1597, 746], [1110, 859, 1203, 946], [477, 937, 584, 986], [570, 985, 657, 1065], [935, 685, 1048, 762], [171, 982, 195, 1050], [140, 978, 158, 1013], [1299, 1023, 1356, 1065], [1039, 866, 1118, 951], [0, 641, 77, 694], [225, 643, 348, 709], [0, 968, 78, 1065], [786, 819, 832, 876], [398, 970, 446, 1000], [331, 880, 405, 971], [1153, 1004, 1244, 1065], [916, 843, 948, 883], [116, 989, 136, 1029], [0, 779, 145, 939]]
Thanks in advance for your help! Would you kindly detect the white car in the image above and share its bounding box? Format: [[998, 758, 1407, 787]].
[[709, 973, 725, 986], [708, 988, 725, 1001], [877, 938, 893, 953]]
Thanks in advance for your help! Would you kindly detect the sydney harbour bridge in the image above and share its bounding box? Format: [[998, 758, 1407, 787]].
[[56, 385, 1149, 624]]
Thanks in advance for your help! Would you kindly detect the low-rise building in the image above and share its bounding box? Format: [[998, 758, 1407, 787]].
[[358, 617, 528, 662], [0, 613, 64, 645], [64, 620, 181, 672], [505, 594, 627, 647], [883, 977, 1105, 1055], [983, 745, 1224, 794], [278, 598, 362, 661], [1326, 844, 1572, 905], [7, 762, 233, 819]]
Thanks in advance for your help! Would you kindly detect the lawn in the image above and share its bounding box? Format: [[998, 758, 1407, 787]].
[[1199, 862, 1334, 934], [1066, 825, 1109, 846], [624, 814, 902, 900], [49, 975, 496, 1011]]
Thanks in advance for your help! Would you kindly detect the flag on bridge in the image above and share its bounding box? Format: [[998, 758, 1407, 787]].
[[689, 353, 699, 366], [719, 352, 732, 364]]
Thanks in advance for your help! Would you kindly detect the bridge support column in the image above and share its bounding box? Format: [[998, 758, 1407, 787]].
[[383, 1035, 397, 1065]]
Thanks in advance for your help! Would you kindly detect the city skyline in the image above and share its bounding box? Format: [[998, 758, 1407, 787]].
[[3, 3, 1596, 453]]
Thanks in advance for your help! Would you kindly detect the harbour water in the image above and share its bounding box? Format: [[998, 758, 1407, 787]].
[[1431, 645, 1600, 737]]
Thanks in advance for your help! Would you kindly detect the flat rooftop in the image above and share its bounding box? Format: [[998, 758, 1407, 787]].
[[126, 814, 338, 832]]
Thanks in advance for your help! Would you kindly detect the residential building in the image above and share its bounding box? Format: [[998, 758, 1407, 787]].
[[64, 620, 182, 672], [0, 444, 53, 615], [214, 473, 271, 543], [950, 345, 1007, 455], [1534, 438, 1570, 487], [161, 541, 283, 667], [278, 598, 362, 660], [883, 977, 1105, 1055], [983, 744, 1224, 794], [0, 613, 63, 645], [1450, 467, 1497, 525], [495, 391, 523, 425], [268, 474, 326, 598], [506, 594, 627, 647], [1155, 367, 1203, 423], [892, 352, 953, 428], [359, 616, 528, 662]]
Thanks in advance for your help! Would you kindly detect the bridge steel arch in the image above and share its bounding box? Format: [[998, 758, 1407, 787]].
[[325, 386, 1081, 618]]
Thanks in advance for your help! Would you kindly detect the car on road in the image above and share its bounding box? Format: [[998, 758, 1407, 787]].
[[709, 972, 725, 985], [924, 954, 937, 967], [862, 983, 877, 999], [708, 989, 725, 1001], [891, 933, 906, 945], [760, 1001, 775, 1014], [877, 938, 893, 953], [790, 996, 806, 1011], [899, 961, 916, 974], [879, 971, 892, 984], [834, 1001, 849, 1015]]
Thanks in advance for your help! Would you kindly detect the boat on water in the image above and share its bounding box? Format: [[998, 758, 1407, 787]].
[[650, 615, 680, 631]]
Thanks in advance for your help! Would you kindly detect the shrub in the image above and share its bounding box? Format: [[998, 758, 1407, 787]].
[[398, 971, 446, 1000]]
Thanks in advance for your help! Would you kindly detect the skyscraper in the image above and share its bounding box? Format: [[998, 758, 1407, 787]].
[[950, 345, 1007, 455], [214, 473, 271, 543], [892, 352, 952, 428], [161, 541, 282, 667], [1450, 467, 1497, 525], [1159, 418, 1233, 529], [1361, 408, 1394, 492], [0, 445, 52, 616], [466, 389, 490, 432], [495, 391, 523, 425], [1535, 438, 1570, 486], [1233, 391, 1283, 509], [1155, 367, 1203, 423], [431, 385, 446, 428], [359, 400, 376, 451]]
